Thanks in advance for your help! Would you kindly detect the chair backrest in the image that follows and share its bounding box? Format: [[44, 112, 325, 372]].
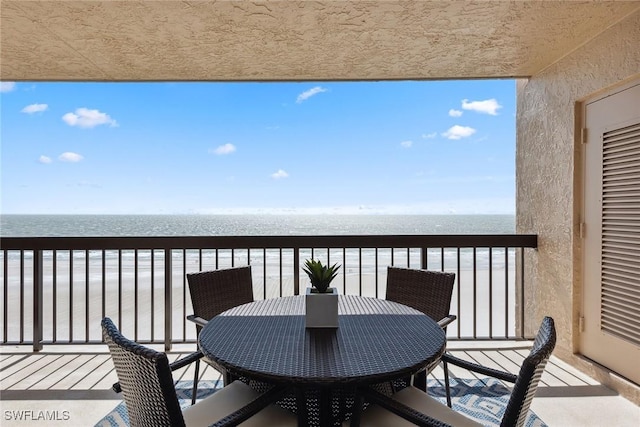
[[385, 267, 456, 323], [187, 266, 254, 326], [102, 317, 185, 427], [501, 316, 556, 427]]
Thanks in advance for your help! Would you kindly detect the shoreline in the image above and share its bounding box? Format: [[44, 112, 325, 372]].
[[2, 260, 517, 343]]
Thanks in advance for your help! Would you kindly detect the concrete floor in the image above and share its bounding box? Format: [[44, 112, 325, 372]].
[[1, 342, 638, 426]]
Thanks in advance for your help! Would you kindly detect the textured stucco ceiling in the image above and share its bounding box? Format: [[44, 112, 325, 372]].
[[2, 1, 639, 81]]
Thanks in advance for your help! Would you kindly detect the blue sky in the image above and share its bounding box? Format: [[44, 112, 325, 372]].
[[0, 80, 515, 215]]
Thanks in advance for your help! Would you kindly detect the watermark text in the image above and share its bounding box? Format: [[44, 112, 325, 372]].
[[4, 410, 70, 422]]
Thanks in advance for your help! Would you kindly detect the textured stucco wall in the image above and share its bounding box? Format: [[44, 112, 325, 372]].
[[517, 11, 640, 400], [3, 1, 639, 81]]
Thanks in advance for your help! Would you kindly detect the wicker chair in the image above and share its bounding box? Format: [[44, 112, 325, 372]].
[[386, 267, 456, 391], [187, 266, 254, 404], [348, 317, 556, 427], [103, 317, 296, 427]]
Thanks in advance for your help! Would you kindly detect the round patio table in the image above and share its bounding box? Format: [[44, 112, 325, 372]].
[[198, 294, 446, 427]]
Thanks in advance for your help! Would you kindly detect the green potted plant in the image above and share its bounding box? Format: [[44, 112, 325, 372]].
[[303, 259, 341, 328], [303, 259, 341, 294]]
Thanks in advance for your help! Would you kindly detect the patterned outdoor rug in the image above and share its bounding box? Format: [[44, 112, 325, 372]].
[[95, 378, 547, 426]]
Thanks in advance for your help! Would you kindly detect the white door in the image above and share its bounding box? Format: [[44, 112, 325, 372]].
[[581, 81, 640, 385]]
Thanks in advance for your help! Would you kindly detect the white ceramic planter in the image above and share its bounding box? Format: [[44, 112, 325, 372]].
[[305, 287, 338, 328]]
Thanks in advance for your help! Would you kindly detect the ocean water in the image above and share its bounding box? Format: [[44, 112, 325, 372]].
[[0, 214, 514, 237], [0, 214, 517, 275]]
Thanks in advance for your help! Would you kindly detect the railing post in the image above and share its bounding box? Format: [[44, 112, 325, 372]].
[[164, 249, 172, 351], [33, 250, 43, 352], [420, 248, 427, 269], [520, 248, 526, 339], [293, 248, 300, 295]]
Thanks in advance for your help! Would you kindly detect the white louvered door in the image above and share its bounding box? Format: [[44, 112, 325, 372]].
[[582, 81, 640, 385]]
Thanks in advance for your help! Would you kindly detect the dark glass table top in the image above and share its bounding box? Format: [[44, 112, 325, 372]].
[[199, 294, 446, 386]]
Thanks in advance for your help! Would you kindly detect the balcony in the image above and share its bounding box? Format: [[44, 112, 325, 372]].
[[1, 234, 638, 426], [2, 342, 638, 426]]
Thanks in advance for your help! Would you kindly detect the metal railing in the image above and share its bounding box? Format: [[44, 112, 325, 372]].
[[0, 234, 537, 351]]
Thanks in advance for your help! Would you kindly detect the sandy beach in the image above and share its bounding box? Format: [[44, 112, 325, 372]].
[[1, 248, 517, 344]]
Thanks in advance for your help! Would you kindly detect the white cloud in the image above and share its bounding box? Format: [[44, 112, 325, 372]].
[[38, 155, 52, 164], [22, 103, 48, 114], [400, 140, 413, 148], [448, 109, 463, 117], [0, 82, 16, 93], [211, 143, 236, 155], [442, 125, 477, 140], [58, 152, 83, 162], [62, 108, 117, 128], [296, 86, 327, 103], [421, 132, 437, 139], [76, 180, 101, 188], [461, 98, 502, 115], [271, 169, 289, 179]]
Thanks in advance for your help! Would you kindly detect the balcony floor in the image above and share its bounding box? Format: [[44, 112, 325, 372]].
[[1, 341, 638, 426]]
